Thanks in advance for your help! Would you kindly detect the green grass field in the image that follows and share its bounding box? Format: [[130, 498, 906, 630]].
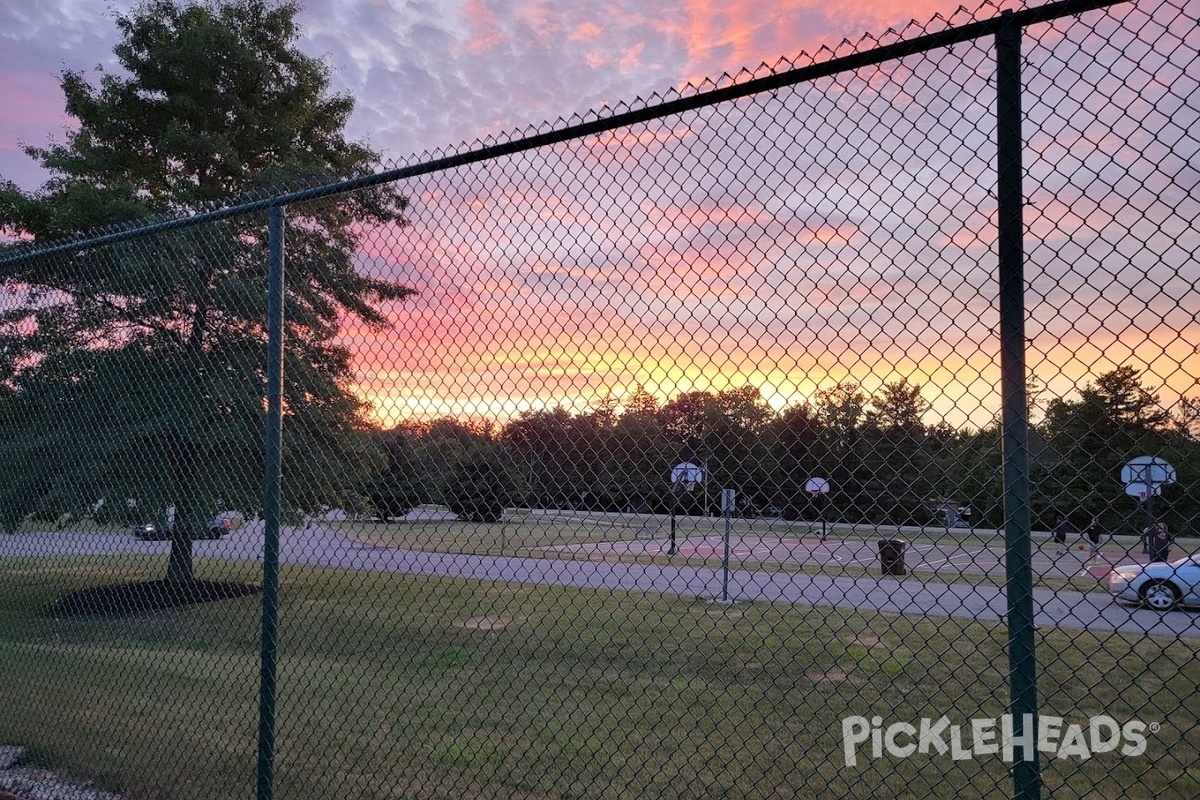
[[333, 510, 991, 554], [0, 556, 1196, 799], [333, 509, 1186, 553]]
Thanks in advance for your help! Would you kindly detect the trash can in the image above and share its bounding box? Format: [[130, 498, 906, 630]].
[[878, 539, 906, 576]]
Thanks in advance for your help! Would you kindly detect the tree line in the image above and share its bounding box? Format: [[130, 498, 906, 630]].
[[364, 367, 1200, 537]]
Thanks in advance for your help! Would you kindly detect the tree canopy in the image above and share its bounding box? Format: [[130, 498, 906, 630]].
[[0, 0, 413, 580], [369, 369, 1199, 536]]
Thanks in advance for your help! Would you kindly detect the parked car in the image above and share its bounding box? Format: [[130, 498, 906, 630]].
[[1108, 554, 1200, 611], [205, 516, 233, 539], [133, 517, 231, 541]]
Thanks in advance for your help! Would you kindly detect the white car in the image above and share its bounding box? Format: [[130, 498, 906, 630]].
[[1108, 554, 1200, 611]]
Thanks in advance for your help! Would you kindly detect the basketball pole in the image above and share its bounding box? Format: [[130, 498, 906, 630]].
[[668, 487, 677, 556], [818, 493, 826, 542], [720, 489, 734, 604]]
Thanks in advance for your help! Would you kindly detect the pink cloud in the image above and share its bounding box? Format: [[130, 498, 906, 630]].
[[463, 0, 504, 54], [582, 123, 694, 154], [570, 21, 603, 41], [515, 0, 561, 39], [618, 42, 646, 72]]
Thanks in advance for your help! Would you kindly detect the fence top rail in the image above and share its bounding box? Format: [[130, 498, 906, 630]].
[[0, 0, 1129, 268]]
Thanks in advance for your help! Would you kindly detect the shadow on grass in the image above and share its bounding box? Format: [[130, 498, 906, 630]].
[[41, 580, 261, 619]]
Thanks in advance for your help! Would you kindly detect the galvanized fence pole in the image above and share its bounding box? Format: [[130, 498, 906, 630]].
[[257, 204, 286, 800], [996, 13, 1041, 800]]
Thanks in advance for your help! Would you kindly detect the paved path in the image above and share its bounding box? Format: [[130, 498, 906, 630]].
[[2, 526, 1197, 639]]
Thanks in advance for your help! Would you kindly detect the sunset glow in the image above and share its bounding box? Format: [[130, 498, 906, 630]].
[[4, 1, 1197, 433]]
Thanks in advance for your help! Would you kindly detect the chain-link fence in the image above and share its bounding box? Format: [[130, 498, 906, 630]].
[[0, 0, 1197, 797]]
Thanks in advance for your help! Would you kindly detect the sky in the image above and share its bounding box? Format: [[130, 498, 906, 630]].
[[0, 0, 972, 190], [1, 0, 1198, 430]]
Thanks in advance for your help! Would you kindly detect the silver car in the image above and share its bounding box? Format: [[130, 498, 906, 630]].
[[1108, 554, 1200, 611]]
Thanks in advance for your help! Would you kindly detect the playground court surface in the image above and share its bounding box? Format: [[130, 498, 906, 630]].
[[543, 529, 1166, 583]]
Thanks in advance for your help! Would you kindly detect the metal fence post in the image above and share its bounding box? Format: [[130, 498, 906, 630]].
[[996, 13, 1041, 800], [257, 204, 286, 800]]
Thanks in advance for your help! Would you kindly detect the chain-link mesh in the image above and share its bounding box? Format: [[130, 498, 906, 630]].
[[0, 0, 1197, 797]]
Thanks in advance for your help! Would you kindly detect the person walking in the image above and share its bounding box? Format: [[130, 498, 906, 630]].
[[1052, 514, 1070, 554], [1081, 516, 1102, 560]]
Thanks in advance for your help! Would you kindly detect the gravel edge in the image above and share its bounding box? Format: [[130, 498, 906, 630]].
[[0, 748, 125, 800]]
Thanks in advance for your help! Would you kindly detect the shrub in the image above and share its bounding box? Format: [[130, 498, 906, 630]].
[[445, 455, 519, 523]]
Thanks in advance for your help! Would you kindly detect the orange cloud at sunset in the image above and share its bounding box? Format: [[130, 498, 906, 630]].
[[344, 0, 1199, 434], [664, 0, 1004, 86]]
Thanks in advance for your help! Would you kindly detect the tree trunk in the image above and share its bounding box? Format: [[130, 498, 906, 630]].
[[166, 531, 194, 583], [166, 429, 201, 583]]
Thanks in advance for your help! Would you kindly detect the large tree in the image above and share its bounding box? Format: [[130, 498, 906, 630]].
[[1038, 367, 1182, 527], [362, 428, 425, 521], [0, 0, 413, 581], [860, 380, 938, 525]]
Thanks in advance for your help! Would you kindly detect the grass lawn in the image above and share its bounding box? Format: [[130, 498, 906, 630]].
[[334, 510, 1186, 552], [0, 556, 1196, 799], [332, 512, 999, 553]]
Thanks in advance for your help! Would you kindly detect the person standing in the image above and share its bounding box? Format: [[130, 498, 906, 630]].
[[1081, 516, 1102, 559], [1147, 521, 1172, 563], [1052, 514, 1070, 554]]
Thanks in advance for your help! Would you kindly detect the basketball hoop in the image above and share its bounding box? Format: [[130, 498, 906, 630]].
[[671, 462, 705, 488], [668, 462, 705, 556], [1124, 481, 1160, 500]]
